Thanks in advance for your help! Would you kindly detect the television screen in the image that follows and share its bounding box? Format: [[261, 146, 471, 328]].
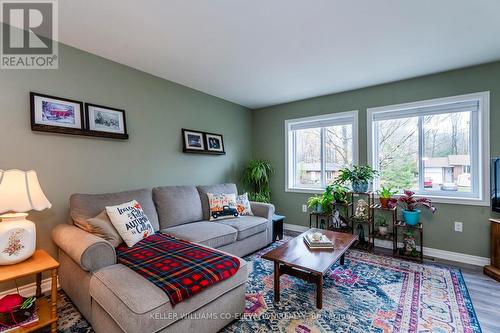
[[492, 158, 500, 212]]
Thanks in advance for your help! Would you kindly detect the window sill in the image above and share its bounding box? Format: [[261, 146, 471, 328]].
[[285, 187, 325, 194], [373, 192, 489, 207], [412, 195, 489, 207], [285, 187, 489, 206]]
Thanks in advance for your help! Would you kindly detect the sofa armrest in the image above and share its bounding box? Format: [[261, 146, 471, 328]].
[[52, 224, 116, 272], [250, 202, 275, 244], [250, 201, 275, 220]]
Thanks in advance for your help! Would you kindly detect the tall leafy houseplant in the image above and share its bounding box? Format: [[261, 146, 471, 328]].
[[397, 190, 436, 225], [335, 165, 378, 192], [242, 160, 275, 203]]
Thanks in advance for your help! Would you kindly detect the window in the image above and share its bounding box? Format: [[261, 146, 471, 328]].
[[367, 92, 490, 205], [286, 111, 358, 192]]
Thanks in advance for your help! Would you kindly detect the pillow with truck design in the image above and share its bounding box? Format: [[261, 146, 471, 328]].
[[207, 193, 239, 221]]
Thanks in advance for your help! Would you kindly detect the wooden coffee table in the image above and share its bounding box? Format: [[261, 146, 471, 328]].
[[262, 228, 357, 309]]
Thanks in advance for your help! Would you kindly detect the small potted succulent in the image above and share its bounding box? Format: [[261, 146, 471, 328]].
[[307, 195, 323, 214], [398, 190, 436, 225], [377, 185, 398, 208], [335, 165, 378, 192], [376, 216, 389, 236]]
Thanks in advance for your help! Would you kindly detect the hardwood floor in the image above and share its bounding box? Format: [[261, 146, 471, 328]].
[[460, 267, 500, 333], [283, 231, 500, 332]]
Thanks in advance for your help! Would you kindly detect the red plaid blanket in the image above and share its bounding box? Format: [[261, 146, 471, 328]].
[[116, 234, 240, 305]]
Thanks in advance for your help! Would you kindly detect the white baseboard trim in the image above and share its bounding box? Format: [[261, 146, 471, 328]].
[[0, 277, 58, 297], [283, 223, 309, 233], [284, 223, 490, 267]]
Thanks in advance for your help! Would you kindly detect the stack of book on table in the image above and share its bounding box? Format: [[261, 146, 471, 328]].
[[304, 233, 334, 249]]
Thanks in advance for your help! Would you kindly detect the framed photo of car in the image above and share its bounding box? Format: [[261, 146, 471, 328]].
[[30, 92, 85, 135], [205, 132, 225, 155], [85, 103, 128, 139], [182, 129, 205, 152]]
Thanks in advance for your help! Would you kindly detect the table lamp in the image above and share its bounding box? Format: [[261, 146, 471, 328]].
[[0, 170, 51, 265]]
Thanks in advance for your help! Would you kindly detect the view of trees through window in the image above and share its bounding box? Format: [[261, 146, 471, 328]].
[[294, 124, 353, 187], [375, 111, 472, 193]]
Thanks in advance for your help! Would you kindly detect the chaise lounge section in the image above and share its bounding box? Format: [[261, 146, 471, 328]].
[[52, 183, 275, 333]]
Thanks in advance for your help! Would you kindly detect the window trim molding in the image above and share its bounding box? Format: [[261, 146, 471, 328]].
[[285, 110, 359, 193], [366, 91, 490, 206]]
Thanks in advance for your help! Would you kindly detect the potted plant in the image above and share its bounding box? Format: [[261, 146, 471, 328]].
[[242, 159, 275, 203], [307, 195, 323, 214], [398, 190, 436, 225], [335, 165, 378, 192], [326, 183, 348, 204], [377, 185, 398, 208], [376, 216, 388, 236]]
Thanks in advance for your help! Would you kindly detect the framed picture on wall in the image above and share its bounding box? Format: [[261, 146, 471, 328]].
[[182, 129, 205, 152], [205, 132, 225, 154], [85, 103, 128, 139], [30, 92, 85, 135]]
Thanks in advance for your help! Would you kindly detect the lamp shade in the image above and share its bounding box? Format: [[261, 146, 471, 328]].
[[0, 169, 52, 214]]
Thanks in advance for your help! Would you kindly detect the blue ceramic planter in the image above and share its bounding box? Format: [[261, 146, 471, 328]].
[[402, 209, 421, 225], [352, 181, 369, 192]]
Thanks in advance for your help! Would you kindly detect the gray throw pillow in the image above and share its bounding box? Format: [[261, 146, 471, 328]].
[[73, 210, 123, 247]]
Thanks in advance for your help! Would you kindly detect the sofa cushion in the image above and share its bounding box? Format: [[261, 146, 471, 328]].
[[218, 216, 268, 240], [106, 200, 156, 247], [197, 183, 238, 220], [70, 189, 160, 231], [153, 185, 203, 229], [89, 255, 247, 333], [162, 221, 237, 248]]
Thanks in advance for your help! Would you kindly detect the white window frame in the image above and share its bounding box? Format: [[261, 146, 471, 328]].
[[285, 110, 359, 193], [367, 92, 490, 206]]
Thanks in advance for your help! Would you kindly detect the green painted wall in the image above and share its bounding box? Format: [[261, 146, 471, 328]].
[[0, 43, 251, 288], [252, 61, 500, 258]]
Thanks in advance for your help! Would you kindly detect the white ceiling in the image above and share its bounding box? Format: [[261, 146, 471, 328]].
[[56, 0, 500, 109]]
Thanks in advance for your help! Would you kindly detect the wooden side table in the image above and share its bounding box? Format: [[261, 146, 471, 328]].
[[0, 250, 59, 332], [484, 218, 500, 282]]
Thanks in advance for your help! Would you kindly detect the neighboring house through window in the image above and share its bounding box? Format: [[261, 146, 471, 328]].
[[367, 92, 490, 205], [285, 111, 358, 192]]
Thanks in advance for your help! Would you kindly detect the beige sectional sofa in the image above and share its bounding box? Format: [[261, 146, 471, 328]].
[[52, 183, 275, 333]]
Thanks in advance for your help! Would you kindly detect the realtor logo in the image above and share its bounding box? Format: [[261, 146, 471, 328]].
[[1, 0, 58, 69]]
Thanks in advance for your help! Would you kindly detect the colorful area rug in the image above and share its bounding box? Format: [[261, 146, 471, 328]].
[[223, 239, 482, 333], [49, 238, 481, 333]]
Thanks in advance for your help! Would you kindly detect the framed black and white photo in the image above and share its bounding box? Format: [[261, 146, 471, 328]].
[[182, 129, 205, 152], [85, 103, 128, 139], [205, 132, 225, 154], [30, 92, 85, 135]]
